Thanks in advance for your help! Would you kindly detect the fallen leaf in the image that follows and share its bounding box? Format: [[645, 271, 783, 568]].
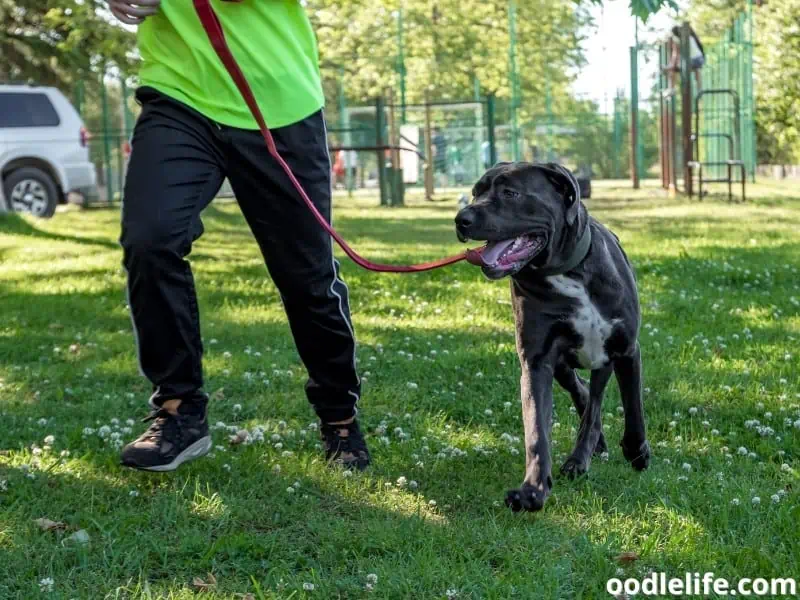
[[235, 594, 255, 600], [614, 552, 640, 564], [191, 573, 217, 592], [63, 529, 90, 545], [34, 518, 66, 532], [229, 430, 249, 446], [211, 388, 225, 401]]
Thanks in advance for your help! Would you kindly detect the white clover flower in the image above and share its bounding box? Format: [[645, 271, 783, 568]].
[[222, 464, 231, 471], [682, 463, 692, 472], [503, 402, 512, 409], [366, 573, 378, 585], [731, 498, 740, 506], [737, 446, 748, 456], [129, 490, 139, 498], [752, 496, 761, 505], [409, 480, 419, 490], [689, 407, 698, 416], [446, 588, 459, 599], [303, 582, 315, 591], [38, 418, 48, 426], [39, 577, 55, 593], [43, 435, 55, 445], [286, 487, 295, 494], [407, 382, 418, 390], [771, 494, 781, 504], [396, 476, 408, 488], [428, 499, 437, 507], [223, 351, 232, 358]]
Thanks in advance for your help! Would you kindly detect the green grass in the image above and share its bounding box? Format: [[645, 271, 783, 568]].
[[1, 181, 799, 599]]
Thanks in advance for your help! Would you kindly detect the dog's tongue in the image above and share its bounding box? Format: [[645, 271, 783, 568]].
[[477, 239, 516, 267]]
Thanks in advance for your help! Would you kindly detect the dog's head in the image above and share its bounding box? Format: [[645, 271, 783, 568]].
[[455, 162, 584, 280]]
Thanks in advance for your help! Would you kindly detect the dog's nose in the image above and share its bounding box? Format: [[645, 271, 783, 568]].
[[455, 208, 476, 230]]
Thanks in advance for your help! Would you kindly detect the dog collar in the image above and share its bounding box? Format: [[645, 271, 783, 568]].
[[530, 224, 592, 277]]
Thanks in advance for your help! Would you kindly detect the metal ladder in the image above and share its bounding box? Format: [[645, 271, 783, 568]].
[[687, 89, 746, 202]]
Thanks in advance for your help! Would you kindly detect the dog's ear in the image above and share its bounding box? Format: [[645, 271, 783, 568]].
[[538, 163, 581, 226]]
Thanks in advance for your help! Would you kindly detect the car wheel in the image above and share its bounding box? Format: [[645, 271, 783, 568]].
[[3, 167, 60, 218]]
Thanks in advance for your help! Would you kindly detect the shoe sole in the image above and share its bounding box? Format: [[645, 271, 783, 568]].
[[122, 436, 212, 472]]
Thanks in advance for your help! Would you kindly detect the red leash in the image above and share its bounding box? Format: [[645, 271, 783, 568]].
[[193, 0, 485, 273]]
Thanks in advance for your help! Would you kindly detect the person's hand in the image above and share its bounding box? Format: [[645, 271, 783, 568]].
[[109, 0, 161, 25]]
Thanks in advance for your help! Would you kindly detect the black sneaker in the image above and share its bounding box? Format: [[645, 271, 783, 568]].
[[320, 420, 371, 471], [120, 405, 211, 472]]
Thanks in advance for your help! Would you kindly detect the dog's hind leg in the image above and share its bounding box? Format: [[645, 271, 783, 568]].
[[614, 343, 651, 471], [560, 363, 612, 479], [505, 363, 554, 512], [554, 362, 607, 455]]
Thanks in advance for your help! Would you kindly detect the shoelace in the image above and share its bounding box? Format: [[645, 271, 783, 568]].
[[140, 409, 184, 445], [321, 423, 367, 457]]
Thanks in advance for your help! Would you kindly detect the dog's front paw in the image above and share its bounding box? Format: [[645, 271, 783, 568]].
[[560, 456, 589, 479], [621, 439, 651, 471], [504, 480, 551, 512]]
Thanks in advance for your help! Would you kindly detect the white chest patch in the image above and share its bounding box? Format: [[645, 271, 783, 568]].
[[547, 275, 618, 370]]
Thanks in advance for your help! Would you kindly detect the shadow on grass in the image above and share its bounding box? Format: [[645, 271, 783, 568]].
[[0, 212, 121, 251]]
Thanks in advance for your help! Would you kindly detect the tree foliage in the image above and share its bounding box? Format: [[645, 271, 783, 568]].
[[311, 0, 589, 119], [752, 0, 800, 163], [0, 0, 135, 87]]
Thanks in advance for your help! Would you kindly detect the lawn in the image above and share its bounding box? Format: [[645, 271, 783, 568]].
[[0, 181, 798, 599]]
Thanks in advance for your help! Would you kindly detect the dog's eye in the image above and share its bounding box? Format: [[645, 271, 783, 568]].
[[503, 189, 519, 200]]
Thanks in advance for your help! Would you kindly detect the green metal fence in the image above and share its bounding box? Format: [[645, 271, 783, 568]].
[[695, 5, 756, 182], [73, 70, 136, 204]]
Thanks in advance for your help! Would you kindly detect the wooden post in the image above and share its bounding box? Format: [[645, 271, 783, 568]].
[[629, 46, 640, 190], [680, 22, 694, 196], [386, 87, 400, 206], [424, 90, 434, 201], [376, 95, 388, 206]]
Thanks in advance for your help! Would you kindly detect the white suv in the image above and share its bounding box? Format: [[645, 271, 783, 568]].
[[0, 84, 98, 218]]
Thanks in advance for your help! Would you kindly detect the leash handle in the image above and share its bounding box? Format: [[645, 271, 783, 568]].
[[194, 0, 483, 273]]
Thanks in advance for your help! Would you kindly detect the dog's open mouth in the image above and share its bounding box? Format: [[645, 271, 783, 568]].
[[477, 234, 546, 278]]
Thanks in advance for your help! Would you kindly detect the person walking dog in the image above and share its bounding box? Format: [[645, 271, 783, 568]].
[[110, 0, 370, 472]]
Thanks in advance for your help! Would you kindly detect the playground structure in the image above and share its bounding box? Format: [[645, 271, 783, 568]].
[[648, 4, 755, 201]]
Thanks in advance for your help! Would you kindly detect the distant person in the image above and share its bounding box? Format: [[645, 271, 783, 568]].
[[481, 140, 491, 169], [665, 24, 705, 92], [432, 128, 448, 186]]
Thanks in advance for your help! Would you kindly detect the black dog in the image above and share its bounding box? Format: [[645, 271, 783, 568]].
[[455, 162, 651, 512]]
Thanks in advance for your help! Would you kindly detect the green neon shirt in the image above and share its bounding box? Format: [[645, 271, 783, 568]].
[[137, 0, 324, 129]]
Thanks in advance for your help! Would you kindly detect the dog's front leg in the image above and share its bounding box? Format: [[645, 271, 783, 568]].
[[505, 362, 554, 512]]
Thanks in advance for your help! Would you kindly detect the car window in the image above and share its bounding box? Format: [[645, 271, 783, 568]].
[[0, 92, 61, 128]]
